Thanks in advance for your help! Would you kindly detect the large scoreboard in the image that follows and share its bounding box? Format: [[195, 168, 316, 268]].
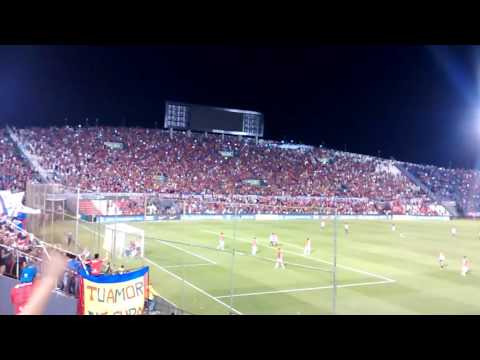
[[164, 101, 264, 137]]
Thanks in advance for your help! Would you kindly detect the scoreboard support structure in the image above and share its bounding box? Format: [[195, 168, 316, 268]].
[[164, 101, 264, 138]]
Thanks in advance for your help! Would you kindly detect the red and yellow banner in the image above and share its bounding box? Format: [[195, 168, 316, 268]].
[[77, 267, 149, 315]]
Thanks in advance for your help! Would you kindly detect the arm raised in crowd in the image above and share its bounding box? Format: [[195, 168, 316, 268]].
[[19, 251, 67, 315]]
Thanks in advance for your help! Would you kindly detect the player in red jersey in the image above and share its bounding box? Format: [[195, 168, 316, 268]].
[[251, 237, 257, 256], [217, 232, 225, 251], [274, 247, 285, 269]]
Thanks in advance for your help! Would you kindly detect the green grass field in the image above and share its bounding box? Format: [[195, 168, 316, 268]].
[[43, 218, 480, 314]]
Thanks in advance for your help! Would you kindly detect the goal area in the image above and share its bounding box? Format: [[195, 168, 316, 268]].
[[103, 223, 145, 259]]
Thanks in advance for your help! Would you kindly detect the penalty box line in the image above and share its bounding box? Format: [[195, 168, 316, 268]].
[[80, 224, 217, 265], [215, 279, 396, 299], [123, 224, 218, 265], [144, 257, 243, 315], [80, 222, 218, 268], [163, 263, 216, 269], [201, 229, 395, 283]]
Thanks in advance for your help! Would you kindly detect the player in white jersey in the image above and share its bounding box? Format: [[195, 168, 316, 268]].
[[391, 223, 396, 232], [217, 232, 225, 251], [303, 237, 312, 256], [274, 247, 285, 269], [270, 232, 278, 246], [438, 252, 446, 269], [251, 237, 257, 256], [451, 227, 457, 237], [321, 221, 326, 229], [344, 223, 349, 235], [461, 256, 470, 276]]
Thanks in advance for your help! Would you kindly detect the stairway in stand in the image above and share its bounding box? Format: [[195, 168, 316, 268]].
[[79, 200, 103, 216]]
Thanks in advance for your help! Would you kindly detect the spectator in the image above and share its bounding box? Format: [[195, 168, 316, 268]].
[[10, 264, 38, 315], [17, 251, 67, 315]]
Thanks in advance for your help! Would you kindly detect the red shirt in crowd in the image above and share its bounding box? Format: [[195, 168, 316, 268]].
[[10, 282, 35, 315], [89, 259, 104, 275]]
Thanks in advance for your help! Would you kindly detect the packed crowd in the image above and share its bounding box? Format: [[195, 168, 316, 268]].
[[0, 129, 39, 192], [181, 194, 448, 216], [0, 213, 127, 299], [405, 163, 480, 216], [8, 126, 447, 216], [12, 126, 425, 198], [0, 215, 45, 280]]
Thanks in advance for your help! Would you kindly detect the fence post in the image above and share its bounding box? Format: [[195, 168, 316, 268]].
[[16, 250, 19, 280], [75, 187, 80, 248]]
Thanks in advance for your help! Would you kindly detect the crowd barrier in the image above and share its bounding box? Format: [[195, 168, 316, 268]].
[[91, 213, 451, 223], [181, 214, 451, 221]]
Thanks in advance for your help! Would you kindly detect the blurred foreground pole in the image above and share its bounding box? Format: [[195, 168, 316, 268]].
[[229, 203, 238, 314], [332, 196, 337, 315], [75, 187, 80, 248]]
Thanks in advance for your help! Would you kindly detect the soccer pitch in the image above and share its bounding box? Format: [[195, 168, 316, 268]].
[[45, 218, 480, 315]]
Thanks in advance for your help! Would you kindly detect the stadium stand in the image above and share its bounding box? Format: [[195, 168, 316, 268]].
[[404, 163, 480, 217], [0, 129, 40, 192], [7, 126, 449, 216]]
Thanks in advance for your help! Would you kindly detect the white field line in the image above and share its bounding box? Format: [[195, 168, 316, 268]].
[[215, 279, 395, 299], [145, 257, 243, 315], [81, 221, 218, 265], [150, 238, 217, 265], [77, 223, 182, 309], [164, 263, 216, 269], [253, 254, 331, 272], [201, 230, 395, 282], [79, 222, 218, 266]]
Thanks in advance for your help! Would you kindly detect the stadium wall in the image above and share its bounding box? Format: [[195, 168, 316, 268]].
[[92, 214, 450, 223], [0, 275, 77, 315], [94, 215, 180, 223], [180, 214, 450, 221]]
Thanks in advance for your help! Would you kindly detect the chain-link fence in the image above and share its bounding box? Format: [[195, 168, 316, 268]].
[[23, 183, 341, 314]]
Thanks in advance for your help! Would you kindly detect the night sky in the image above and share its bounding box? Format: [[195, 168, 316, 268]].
[[1, 45, 479, 169]]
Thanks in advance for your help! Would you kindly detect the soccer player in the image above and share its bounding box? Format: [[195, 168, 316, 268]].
[[344, 223, 349, 235], [438, 252, 446, 269], [391, 223, 396, 232], [270, 232, 279, 246], [451, 227, 457, 237], [321, 221, 326, 229], [461, 256, 470, 276], [304, 237, 312, 256], [217, 232, 225, 251], [274, 247, 285, 269], [251, 237, 257, 256]]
